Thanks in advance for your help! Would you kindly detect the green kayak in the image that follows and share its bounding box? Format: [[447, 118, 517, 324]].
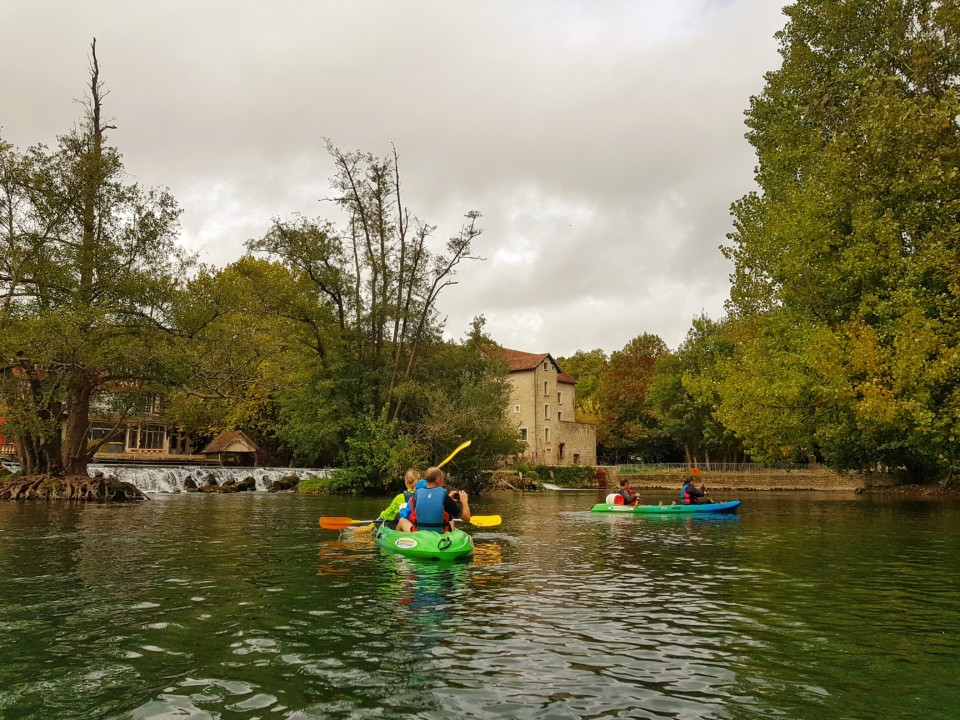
[[372, 524, 474, 560], [590, 500, 741, 514]]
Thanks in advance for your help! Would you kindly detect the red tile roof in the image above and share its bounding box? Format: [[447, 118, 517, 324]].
[[496, 348, 576, 385]]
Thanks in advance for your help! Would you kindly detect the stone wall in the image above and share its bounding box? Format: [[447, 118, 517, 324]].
[[619, 470, 870, 492]]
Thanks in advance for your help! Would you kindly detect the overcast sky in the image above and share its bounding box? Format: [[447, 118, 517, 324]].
[[1, 1, 786, 357]]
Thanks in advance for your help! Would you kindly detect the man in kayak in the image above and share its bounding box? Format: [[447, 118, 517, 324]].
[[377, 469, 421, 529], [681, 468, 708, 504], [397, 466, 470, 533], [617, 478, 641, 506]]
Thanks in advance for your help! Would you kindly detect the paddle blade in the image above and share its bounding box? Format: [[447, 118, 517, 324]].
[[468, 514, 502, 527], [438, 439, 472, 468], [319, 517, 361, 530]]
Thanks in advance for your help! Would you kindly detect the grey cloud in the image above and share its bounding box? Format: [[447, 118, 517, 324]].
[[1, 0, 786, 356]]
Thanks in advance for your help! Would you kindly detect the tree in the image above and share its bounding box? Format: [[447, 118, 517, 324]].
[[248, 144, 482, 424], [0, 40, 190, 476], [648, 316, 745, 466], [557, 348, 607, 425], [722, 1, 960, 479], [596, 333, 671, 463]]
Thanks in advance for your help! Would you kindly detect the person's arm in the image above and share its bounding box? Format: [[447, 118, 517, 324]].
[[378, 492, 405, 520], [446, 491, 470, 521], [457, 490, 471, 521]]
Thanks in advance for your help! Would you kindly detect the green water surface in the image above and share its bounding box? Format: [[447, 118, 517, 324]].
[[0, 489, 958, 719]]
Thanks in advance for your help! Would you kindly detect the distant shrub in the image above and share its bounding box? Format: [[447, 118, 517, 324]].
[[297, 474, 354, 495], [534, 465, 597, 488]]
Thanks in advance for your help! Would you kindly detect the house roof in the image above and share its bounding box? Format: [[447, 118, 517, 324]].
[[200, 430, 260, 455], [496, 348, 577, 385]]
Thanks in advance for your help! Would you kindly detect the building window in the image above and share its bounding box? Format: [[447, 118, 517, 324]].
[[519, 427, 528, 441], [514, 404, 520, 413], [544, 381, 548, 395], [558, 392, 562, 404], [559, 442, 565, 460], [543, 361, 548, 371], [544, 404, 550, 419], [544, 428, 550, 442], [130, 424, 165, 451], [558, 411, 563, 422]]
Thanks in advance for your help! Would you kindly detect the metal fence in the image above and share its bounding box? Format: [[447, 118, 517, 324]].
[[618, 462, 814, 474]]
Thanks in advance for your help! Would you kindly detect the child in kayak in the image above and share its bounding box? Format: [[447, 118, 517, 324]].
[[378, 469, 420, 529], [618, 478, 641, 506], [681, 468, 708, 504]]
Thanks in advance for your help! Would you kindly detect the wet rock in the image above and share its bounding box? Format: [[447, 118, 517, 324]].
[[268, 475, 300, 492]]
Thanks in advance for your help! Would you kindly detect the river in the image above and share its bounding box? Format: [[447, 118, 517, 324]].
[[0, 489, 958, 719]]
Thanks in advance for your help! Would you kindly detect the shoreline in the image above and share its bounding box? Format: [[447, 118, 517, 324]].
[[524, 469, 959, 496]]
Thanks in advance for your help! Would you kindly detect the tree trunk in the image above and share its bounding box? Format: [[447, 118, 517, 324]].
[[61, 378, 93, 476]]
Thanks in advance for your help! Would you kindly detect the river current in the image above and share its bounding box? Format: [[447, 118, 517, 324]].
[[0, 489, 958, 719]]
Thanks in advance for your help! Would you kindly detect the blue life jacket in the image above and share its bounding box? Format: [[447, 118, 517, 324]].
[[412, 486, 448, 531]]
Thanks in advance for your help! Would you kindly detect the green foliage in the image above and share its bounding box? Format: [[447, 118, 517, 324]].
[[332, 411, 423, 493], [533, 464, 598, 488], [399, 318, 522, 490], [296, 475, 354, 495], [597, 333, 673, 463], [557, 348, 607, 424], [648, 316, 745, 465], [720, 0, 960, 480], [0, 47, 191, 475]]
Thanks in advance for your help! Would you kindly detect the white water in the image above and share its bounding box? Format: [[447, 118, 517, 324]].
[[87, 464, 330, 493]]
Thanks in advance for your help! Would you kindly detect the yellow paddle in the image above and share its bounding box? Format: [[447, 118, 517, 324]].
[[438, 439, 471, 468], [319, 514, 501, 531]]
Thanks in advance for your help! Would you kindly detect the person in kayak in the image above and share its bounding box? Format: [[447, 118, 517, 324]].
[[397, 466, 470, 533], [377, 469, 421, 529], [681, 468, 708, 504], [618, 478, 641, 506], [396, 478, 427, 525]]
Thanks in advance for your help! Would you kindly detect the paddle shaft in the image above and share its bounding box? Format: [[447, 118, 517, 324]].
[[320, 513, 500, 530], [438, 439, 471, 469]]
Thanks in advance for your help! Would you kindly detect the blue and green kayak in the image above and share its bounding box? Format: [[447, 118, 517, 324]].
[[372, 524, 474, 560], [590, 500, 741, 514]]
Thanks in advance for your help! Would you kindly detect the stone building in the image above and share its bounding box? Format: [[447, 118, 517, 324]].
[[498, 348, 597, 466]]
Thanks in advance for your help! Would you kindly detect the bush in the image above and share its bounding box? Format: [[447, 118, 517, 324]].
[[297, 474, 356, 495], [533, 465, 598, 488]]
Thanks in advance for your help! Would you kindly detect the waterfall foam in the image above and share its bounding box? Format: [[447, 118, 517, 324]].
[[87, 464, 330, 493]]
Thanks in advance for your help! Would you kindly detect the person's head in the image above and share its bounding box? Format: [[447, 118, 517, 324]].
[[619, 478, 630, 488], [424, 466, 444, 487], [404, 468, 420, 490]]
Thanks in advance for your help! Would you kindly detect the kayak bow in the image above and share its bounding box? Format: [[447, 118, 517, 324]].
[[372, 524, 474, 560]]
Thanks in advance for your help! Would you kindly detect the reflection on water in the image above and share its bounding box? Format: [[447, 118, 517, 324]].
[[0, 491, 959, 719]]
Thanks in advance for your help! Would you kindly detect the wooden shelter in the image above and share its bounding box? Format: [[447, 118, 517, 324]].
[[200, 430, 260, 467]]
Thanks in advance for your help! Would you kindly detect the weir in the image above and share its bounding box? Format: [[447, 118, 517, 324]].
[[87, 464, 330, 493]]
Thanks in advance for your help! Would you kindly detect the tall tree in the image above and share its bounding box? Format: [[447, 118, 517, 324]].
[[597, 333, 670, 463], [722, 1, 960, 479], [557, 348, 607, 425], [247, 143, 482, 425], [648, 316, 745, 466], [0, 40, 189, 475]]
